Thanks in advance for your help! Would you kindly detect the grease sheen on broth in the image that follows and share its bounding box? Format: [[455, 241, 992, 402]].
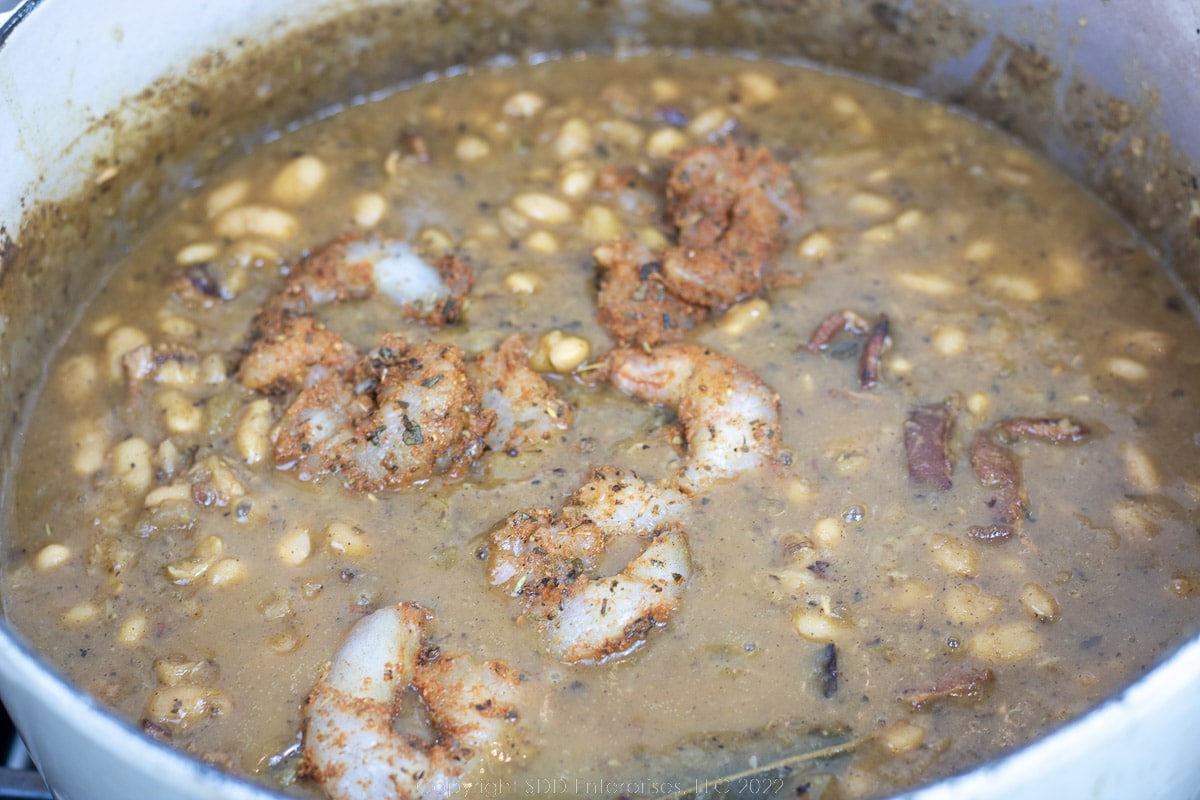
[[5, 52, 1200, 799]]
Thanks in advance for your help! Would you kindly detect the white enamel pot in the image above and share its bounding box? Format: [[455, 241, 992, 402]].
[[1, 1, 1198, 799]]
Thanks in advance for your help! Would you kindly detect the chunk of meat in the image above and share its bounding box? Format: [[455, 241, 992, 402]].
[[904, 396, 961, 491], [970, 429, 1029, 528], [805, 308, 890, 389], [969, 416, 1092, 533], [902, 667, 995, 709], [859, 314, 890, 388], [805, 309, 871, 353]]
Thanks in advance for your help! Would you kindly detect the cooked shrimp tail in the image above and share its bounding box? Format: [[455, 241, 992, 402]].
[[487, 467, 692, 664], [470, 334, 573, 454], [304, 604, 525, 800], [543, 527, 692, 664], [263, 233, 473, 327], [605, 343, 782, 491]]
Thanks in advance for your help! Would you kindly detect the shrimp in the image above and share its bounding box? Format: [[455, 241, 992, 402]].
[[261, 232, 474, 327], [486, 466, 692, 664], [605, 343, 782, 492], [484, 346, 777, 661], [239, 315, 360, 394], [274, 335, 494, 492], [660, 143, 803, 308], [239, 233, 473, 393], [594, 240, 708, 347], [542, 528, 691, 663], [469, 334, 573, 454], [304, 603, 525, 800]]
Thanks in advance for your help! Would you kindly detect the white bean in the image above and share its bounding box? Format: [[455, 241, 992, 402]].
[[205, 179, 250, 219], [118, 615, 148, 645], [846, 192, 895, 217], [269, 155, 328, 205], [112, 437, 154, 495], [1020, 582, 1060, 622], [502, 90, 546, 118], [646, 127, 688, 159], [277, 527, 313, 567], [932, 326, 968, 357], [687, 106, 735, 139], [70, 419, 109, 476], [929, 534, 978, 577], [735, 71, 780, 105], [548, 335, 590, 372], [351, 192, 387, 228], [581, 205, 621, 241], [797, 231, 833, 260], [57, 354, 99, 405], [987, 274, 1042, 302], [969, 622, 1042, 662], [213, 205, 298, 240], [554, 118, 592, 162], [35, 544, 71, 572], [895, 272, 959, 296], [513, 192, 572, 225], [943, 583, 1003, 625], [62, 602, 101, 626], [208, 558, 248, 588], [792, 603, 849, 643], [524, 230, 560, 255], [1106, 356, 1150, 382], [325, 521, 371, 557], [236, 399, 273, 465], [175, 242, 220, 265], [811, 517, 843, 549], [1120, 441, 1160, 491], [156, 389, 203, 434], [504, 270, 543, 294], [455, 135, 492, 162], [105, 325, 149, 380], [719, 298, 769, 336], [558, 162, 596, 199]]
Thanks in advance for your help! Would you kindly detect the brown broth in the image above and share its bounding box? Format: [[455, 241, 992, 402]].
[[4, 52, 1200, 799]]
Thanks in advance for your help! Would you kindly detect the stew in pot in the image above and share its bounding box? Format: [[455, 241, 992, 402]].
[[4, 51, 1199, 799]]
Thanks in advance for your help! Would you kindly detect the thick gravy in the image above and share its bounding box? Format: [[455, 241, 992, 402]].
[[4, 52, 1200, 799]]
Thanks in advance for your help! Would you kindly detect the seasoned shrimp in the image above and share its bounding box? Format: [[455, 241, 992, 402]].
[[240, 232, 472, 394], [594, 240, 708, 346], [660, 143, 803, 308], [487, 466, 691, 664], [605, 343, 782, 491], [484, 345, 777, 662], [239, 315, 360, 394], [542, 528, 691, 663], [469, 334, 573, 454], [304, 603, 525, 800], [274, 336, 494, 492], [261, 232, 474, 327]]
